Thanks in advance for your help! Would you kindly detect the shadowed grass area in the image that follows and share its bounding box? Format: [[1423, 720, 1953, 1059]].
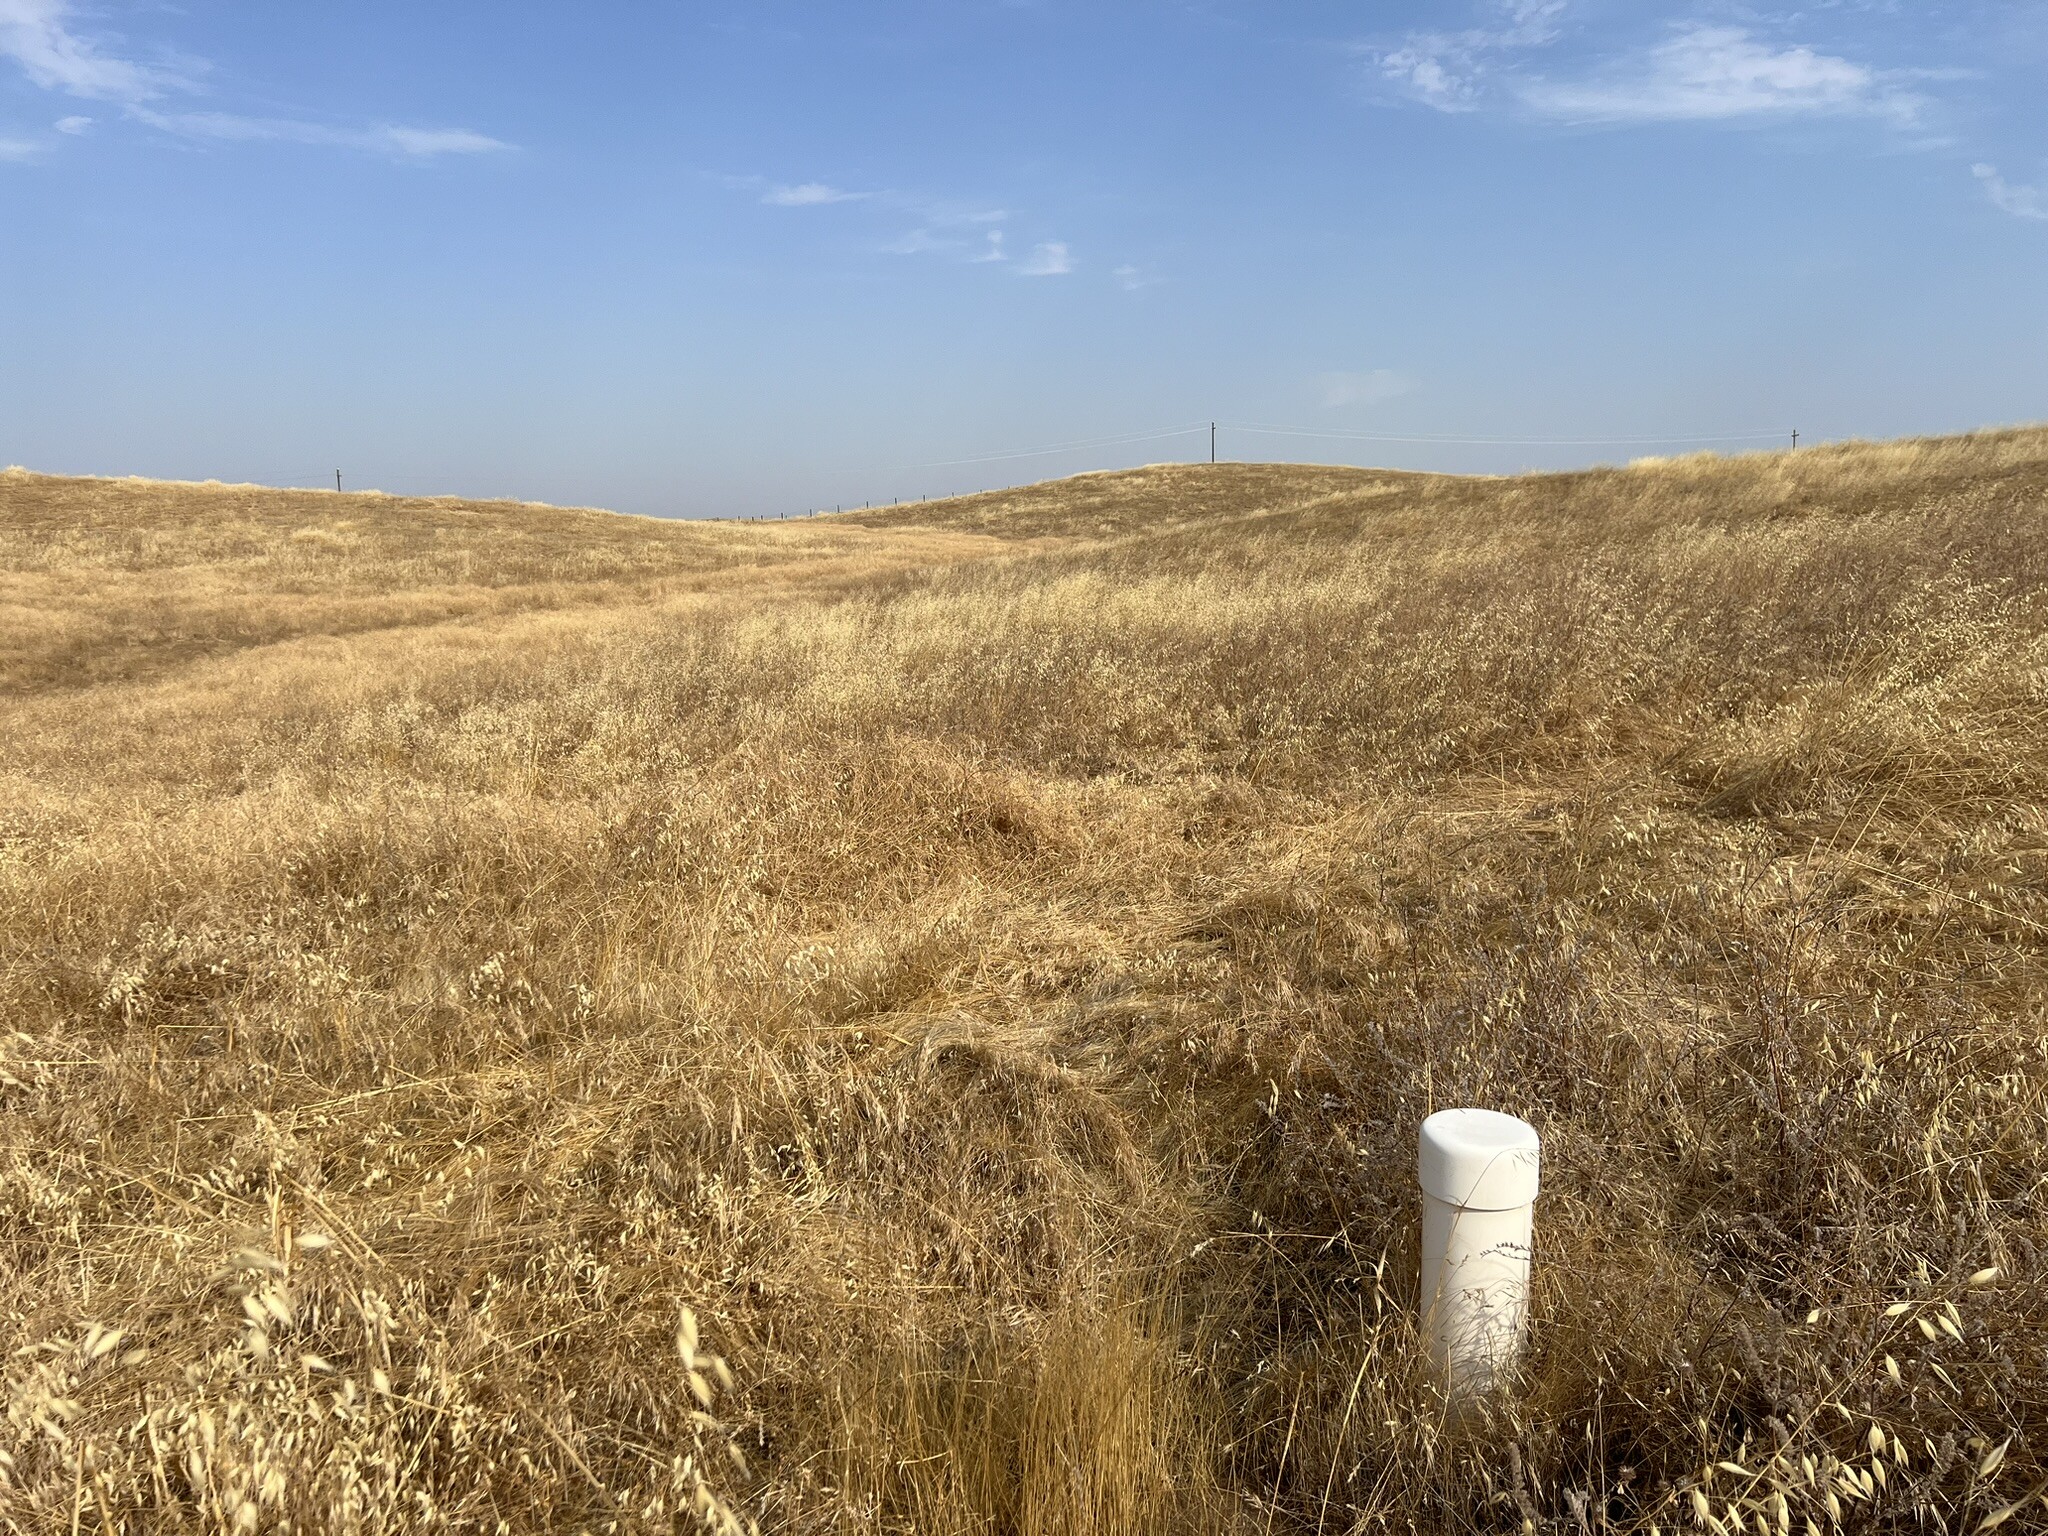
[[4, 430, 2048, 1532]]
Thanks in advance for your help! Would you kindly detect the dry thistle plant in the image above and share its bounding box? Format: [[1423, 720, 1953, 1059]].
[[4, 430, 2048, 1531]]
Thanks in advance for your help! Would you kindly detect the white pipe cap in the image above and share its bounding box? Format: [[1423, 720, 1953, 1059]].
[[1418, 1108, 1541, 1210]]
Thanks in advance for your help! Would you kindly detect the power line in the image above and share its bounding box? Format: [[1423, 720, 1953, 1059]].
[[907, 419, 1797, 475], [830, 417, 1803, 516], [1221, 421, 1796, 448], [909, 423, 1209, 468]]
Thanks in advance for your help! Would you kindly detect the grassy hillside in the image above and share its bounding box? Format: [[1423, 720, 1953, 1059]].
[[4, 434, 2048, 1533]]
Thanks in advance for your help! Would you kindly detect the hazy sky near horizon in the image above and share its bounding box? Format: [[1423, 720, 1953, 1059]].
[[3, 1, 2046, 517]]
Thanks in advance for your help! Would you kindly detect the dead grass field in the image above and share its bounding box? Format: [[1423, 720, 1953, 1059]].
[[4, 433, 2048, 1533]]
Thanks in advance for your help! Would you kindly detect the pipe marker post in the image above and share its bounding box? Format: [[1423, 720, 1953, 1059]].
[[1418, 1108, 1540, 1403]]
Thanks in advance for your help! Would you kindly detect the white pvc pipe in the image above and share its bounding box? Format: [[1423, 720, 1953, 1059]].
[[1418, 1108, 1541, 1403]]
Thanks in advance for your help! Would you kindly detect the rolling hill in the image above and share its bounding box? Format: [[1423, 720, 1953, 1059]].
[[4, 434, 2047, 1533]]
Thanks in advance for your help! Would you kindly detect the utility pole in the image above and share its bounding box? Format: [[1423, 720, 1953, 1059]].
[[335, 470, 342, 492], [1210, 422, 1216, 464], [1791, 430, 1799, 450]]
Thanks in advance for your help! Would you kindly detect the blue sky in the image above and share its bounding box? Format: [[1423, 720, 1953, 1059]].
[[2, 2, 2045, 517]]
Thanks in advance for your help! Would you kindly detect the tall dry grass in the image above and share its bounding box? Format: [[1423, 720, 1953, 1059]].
[[4, 431, 2048, 1532]]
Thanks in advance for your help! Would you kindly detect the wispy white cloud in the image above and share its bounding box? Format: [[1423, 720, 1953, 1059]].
[[0, 134, 40, 160], [0, 1, 504, 158], [883, 224, 1075, 275], [377, 126, 503, 157], [1016, 240, 1073, 277], [1374, 9, 1926, 133], [734, 171, 1071, 277], [880, 228, 947, 256], [1373, 0, 1565, 114], [131, 108, 506, 158], [1974, 163, 2048, 220], [739, 174, 999, 224], [880, 221, 1005, 259], [763, 181, 865, 206], [1522, 26, 1923, 126], [1317, 369, 1413, 409], [901, 195, 1007, 228], [0, 0, 189, 102], [1113, 263, 1156, 292], [1378, 49, 1479, 112]]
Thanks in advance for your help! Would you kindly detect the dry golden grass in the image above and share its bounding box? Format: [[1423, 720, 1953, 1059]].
[[5, 431, 2048, 1532]]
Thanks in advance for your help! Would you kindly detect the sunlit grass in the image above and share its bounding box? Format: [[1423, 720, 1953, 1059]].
[[4, 432, 2047, 1531]]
